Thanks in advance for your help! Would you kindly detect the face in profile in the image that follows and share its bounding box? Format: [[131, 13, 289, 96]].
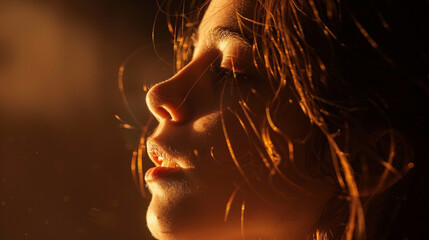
[[144, 0, 334, 239]]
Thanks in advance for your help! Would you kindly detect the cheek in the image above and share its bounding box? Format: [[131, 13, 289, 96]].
[[192, 112, 220, 133], [217, 80, 330, 195], [276, 99, 312, 140], [191, 108, 254, 170]]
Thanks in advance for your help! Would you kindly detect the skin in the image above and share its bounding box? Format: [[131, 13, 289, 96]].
[[145, 0, 334, 239]]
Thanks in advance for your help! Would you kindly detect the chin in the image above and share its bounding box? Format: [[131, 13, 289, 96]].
[[146, 209, 173, 240], [145, 182, 190, 239], [146, 181, 206, 240], [146, 186, 235, 240], [146, 195, 182, 240]]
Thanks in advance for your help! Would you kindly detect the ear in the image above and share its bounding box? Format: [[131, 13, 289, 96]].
[[348, 129, 414, 197]]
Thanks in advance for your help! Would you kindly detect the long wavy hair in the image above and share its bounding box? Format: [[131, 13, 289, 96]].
[[127, 0, 428, 239]]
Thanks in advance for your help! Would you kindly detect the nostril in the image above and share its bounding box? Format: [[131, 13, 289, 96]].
[[156, 107, 173, 120]]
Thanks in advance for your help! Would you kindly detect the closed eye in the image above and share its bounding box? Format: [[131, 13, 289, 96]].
[[209, 65, 249, 85]]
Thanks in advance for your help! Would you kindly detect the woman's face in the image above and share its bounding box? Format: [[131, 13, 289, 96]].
[[144, 0, 331, 239]]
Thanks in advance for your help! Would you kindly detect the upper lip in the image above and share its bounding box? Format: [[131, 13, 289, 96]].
[[146, 139, 186, 168]]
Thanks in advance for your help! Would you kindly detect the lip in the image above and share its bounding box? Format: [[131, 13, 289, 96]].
[[145, 166, 184, 182], [146, 140, 181, 167], [146, 139, 192, 183]]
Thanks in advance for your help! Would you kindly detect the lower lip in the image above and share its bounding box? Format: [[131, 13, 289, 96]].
[[145, 167, 184, 182]]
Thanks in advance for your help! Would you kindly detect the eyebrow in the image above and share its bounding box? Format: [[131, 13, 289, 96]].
[[212, 26, 252, 45], [193, 26, 253, 48]]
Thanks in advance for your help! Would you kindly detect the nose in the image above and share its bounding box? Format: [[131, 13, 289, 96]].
[[146, 50, 220, 123], [145, 77, 190, 122]]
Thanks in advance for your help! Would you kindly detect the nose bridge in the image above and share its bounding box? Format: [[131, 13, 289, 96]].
[[146, 50, 220, 123]]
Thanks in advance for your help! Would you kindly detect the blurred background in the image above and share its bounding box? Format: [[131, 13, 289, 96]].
[[0, 0, 174, 239]]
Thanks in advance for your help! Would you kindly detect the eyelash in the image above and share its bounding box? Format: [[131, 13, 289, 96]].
[[209, 65, 248, 84]]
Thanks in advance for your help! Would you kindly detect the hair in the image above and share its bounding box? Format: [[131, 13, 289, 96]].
[[135, 0, 429, 239]]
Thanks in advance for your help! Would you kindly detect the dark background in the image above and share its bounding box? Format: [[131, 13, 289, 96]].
[[0, 0, 173, 239]]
